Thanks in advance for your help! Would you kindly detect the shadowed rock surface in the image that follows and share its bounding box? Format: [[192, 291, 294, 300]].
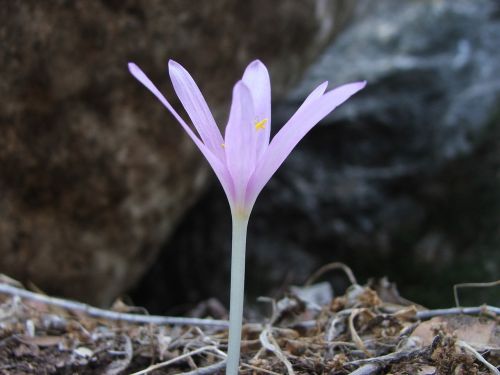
[[0, 0, 354, 305], [135, 0, 500, 312]]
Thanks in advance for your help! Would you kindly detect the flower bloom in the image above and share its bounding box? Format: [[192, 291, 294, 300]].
[[129, 59, 365, 374], [128, 60, 365, 216]]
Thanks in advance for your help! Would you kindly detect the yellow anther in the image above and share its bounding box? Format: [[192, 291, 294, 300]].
[[254, 119, 268, 131], [221, 143, 225, 148]]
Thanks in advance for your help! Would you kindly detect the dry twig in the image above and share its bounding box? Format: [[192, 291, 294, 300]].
[[259, 326, 295, 375], [348, 309, 368, 354], [130, 345, 223, 375], [346, 347, 428, 366], [0, 283, 228, 328], [453, 280, 500, 307], [457, 340, 500, 375], [305, 262, 358, 286], [348, 363, 381, 375], [104, 334, 133, 375], [416, 305, 500, 319]]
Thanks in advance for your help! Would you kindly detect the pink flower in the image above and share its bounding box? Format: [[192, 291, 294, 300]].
[[129, 59, 365, 374], [128, 60, 365, 217]]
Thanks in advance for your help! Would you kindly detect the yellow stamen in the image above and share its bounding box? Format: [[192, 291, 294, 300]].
[[221, 143, 225, 148], [254, 119, 268, 131]]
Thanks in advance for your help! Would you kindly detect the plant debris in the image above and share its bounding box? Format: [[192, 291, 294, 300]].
[[0, 266, 498, 374]]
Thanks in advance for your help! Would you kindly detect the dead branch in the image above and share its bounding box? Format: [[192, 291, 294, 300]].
[[0, 283, 228, 328], [416, 305, 500, 320]]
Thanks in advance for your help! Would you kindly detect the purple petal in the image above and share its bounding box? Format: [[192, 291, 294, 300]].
[[128, 62, 235, 201], [168, 60, 225, 161], [292, 81, 329, 117], [245, 81, 366, 207], [224, 81, 256, 204], [242, 60, 271, 160]]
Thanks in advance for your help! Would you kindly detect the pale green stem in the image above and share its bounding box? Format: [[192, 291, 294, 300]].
[[226, 212, 249, 375]]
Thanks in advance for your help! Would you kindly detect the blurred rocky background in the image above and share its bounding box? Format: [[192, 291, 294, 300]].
[[0, 0, 353, 306], [135, 0, 500, 312], [1, 0, 498, 311]]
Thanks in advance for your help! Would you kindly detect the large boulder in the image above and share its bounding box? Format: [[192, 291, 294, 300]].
[[138, 0, 500, 311], [0, 0, 354, 305]]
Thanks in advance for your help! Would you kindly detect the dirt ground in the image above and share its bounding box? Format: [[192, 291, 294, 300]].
[[0, 266, 498, 375]]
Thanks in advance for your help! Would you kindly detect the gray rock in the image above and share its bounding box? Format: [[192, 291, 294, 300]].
[[293, 0, 500, 162], [0, 0, 354, 305], [280, 0, 500, 305], [141, 0, 500, 310]]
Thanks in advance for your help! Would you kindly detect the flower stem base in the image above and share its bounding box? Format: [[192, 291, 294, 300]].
[[226, 214, 249, 375]]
